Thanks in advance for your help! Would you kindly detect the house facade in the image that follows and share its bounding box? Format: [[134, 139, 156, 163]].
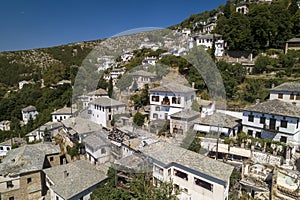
[[142, 56, 157, 66], [51, 107, 77, 122], [21, 105, 38, 125], [242, 100, 300, 151], [0, 143, 61, 200], [169, 110, 200, 135], [131, 70, 157, 89], [190, 34, 225, 57], [82, 131, 111, 165], [284, 38, 300, 54], [43, 160, 107, 200], [0, 120, 11, 131], [269, 82, 300, 106], [150, 83, 196, 121], [89, 97, 126, 128], [140, 142, 234, 200]]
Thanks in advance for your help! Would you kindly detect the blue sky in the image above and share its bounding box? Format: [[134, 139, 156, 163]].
[[0, 0, 226, 52]]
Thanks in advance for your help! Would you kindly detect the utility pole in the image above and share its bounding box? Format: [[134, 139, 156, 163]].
[[215, 124, 220, 160]]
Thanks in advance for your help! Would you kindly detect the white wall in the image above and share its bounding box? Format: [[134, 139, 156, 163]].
[[270, 91, 300, 106]]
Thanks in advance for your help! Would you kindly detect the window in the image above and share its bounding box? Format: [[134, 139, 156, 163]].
[[101, 148, 106, 154], [183, 188, 188, 194], [247, 130, 253, 136], [151, 95, 159, 102], [256, 132, 261, 138], [260, 117, 265, 124], [194, 177, 213, 191], [9, 197, 14, 200], [0, 147, 3, 150], [280, 136, 287, 143], [296, 94, 300, 100], [50, 156, 54, 161], [174, 169, 188, 180], [27, 178, 32, 184], [290, 94, 294, 100], [278, 93, 283, 99], [173, 184, 179, 192], [108, 115, 112, 120], [153, 113, 158, 119], [281, 120, 288, 128], [6, 181, 13, 188], [248, 115, 254, 122], [155, 106, 160, 111]]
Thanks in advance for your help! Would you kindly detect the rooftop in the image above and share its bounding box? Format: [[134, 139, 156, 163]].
[[192, 33, 222, 39], [61, 117, 102, 134], [90, 97, 125, 107], [287, 38, 300, 43], [43, 160, 107, 200], [140, 141, 234, 183], [150, 83, 196, 94], [131, 70, 157, 78], [87, 88, 108, 96], [170, 110, 200, 120], [114, 154, 151, 173], [22, 105, 37, 112], [82, 131, 110, 153], [244, 99, 300, 118], [270, 82, 300, 92], [200, 112, 240, 128], [51, 107, 77, 115], [0, 143, 60, 176]]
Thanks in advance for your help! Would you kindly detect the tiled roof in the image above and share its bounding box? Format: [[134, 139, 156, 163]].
[[170, 110, 200, 120], [150, 83, 196, 93], [51, 107, 77, 115], [82, 131, 110, 153], [61, 117, 102, 134], [43, 160, 107, 200], [244, 99, 300, 118], [0, 143, 60, 176], [90, 97, 125, 107], [87, 88, 108, 96], [22, 105, 37, 112], [200, 112, 240, 128], [270, 82, 300, 92], [140, 141, 234, 183], [131, 70, 157, 77], [287, 38, 300, 43]]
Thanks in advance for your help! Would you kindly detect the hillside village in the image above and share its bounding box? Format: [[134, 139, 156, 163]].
[[0, 0, 300, 200]]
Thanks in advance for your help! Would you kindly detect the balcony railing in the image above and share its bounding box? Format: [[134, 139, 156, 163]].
[[263, 124, 279, 132]]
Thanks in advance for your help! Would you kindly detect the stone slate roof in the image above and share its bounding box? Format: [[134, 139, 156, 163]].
[[140, 141, 234, 183], [22, 105, 37, 112], [150, 83, 196, 94], [51, 107, 77, 115], [43, 160, 107, 200], [61, 117, 102, 135], [270, 82, 300, 92], [114, 154, 151, 173], [82, 131, 110, 153], [170, 110, 200, 120], [131, 70, 157, 77], [87, 88, 108, 96], [192, 33, 222, 39], [200, 112, 240, 128], [90, 97, 125, 107], [0, 143, 60, 176], [287, 38, 300, 43], [244, 99, 300, 118]]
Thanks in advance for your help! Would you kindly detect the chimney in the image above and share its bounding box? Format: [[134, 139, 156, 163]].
[[292, 102, 297, 106], [255, 99, 260, 104], [64, 170, 69, 178], [271, 84, 275, 88], [192, 82, 195, 89]]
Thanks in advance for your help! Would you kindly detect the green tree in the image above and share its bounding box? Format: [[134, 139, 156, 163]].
[[133, 112, 145, 127], [131, 80, 138, 92], [224, 0, 232, 19], [253, 55, 271, 74], [108, 77, 113, 98], [289, 0, 299, 15]]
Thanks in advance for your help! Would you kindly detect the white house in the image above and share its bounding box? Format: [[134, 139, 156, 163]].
[[140, 141, 234, 200], [269, 82, 300, 106], [131, 70, 157, 89], [202, 23, 217, 34], [18, 80, 30, 89], [82, 131, 111, 165], [194, 112, 241, 137], [43, 160, 107, 200], [236, 3, 249, 15], [190, 34, 225, 57], [0, 141, 11, 157], [150, 83, 196, 120], [21, 105, 38, 125], [89, 97, 126, 128], [51, 107, 77, 122], [110, 68, 125, 79], [121, 52, 134, 62], [0, 121, 10, 131], [242, 99, 300, 151], [142, 56, 157, 66], [78, 88, 109, 109], [96, 55, 115, 71], [26, 121, 62, 143]]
